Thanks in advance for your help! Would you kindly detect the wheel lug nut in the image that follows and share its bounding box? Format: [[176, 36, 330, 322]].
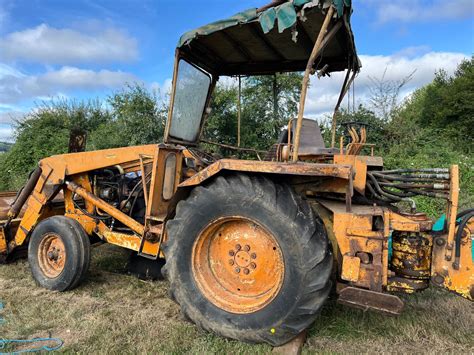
[[235, 267, 241, 273], [243, 268, 250, 275], [250, 262, 256, 269], [235, 244, 241, 251], [251, 253, 257, 259], [244, 245, 250, 252], [229, 260, 234, 266], [229, 250, 235, 256]]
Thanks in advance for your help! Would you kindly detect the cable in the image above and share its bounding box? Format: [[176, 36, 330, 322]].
[[72, 198, 110, 221], [0, 337, 63, 353]]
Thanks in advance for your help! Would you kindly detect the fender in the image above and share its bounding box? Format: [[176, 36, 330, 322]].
[[178, 159, 352, 187]]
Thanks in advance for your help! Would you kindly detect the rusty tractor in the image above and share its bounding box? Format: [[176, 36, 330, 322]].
[[0, 0, 472, 347]]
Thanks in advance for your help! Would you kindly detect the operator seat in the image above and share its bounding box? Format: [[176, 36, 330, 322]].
[[293, 118, 340, 156], [267, 118, 339, 160]]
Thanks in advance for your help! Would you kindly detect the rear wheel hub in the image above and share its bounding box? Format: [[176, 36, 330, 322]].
[[192, 217, 284, 314]]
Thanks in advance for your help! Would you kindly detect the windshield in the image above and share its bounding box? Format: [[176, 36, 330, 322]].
[[168, 60, 211, 143]]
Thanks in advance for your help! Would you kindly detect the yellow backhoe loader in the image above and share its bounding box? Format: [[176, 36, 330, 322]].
[[0, 0, 472, 346]]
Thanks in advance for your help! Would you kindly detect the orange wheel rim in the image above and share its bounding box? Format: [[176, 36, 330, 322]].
[[38, 233, 66, 278], [192, 217, 284, 314]]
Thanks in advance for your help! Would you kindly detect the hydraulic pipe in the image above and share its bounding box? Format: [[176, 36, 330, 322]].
[[7, 167, 42, 220], [66, 181, 144, 236]]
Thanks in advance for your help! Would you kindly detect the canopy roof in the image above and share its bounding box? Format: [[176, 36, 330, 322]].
[[177, 0, 360, 76]]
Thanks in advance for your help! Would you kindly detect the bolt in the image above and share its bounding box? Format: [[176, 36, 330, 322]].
[[433, 274, 444, 285], [244, 245, 250, 252], [250, 262, 256, 269], [235, 244, 241, 251], [229, 250, 235, 256], [229, 260, 234, 266], [235, 267, 241, 273], [251, 253, 257, 259], [435, 238, 446, 247], [243, 268, 250, 275]]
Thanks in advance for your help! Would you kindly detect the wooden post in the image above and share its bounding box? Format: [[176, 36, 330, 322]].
[[292, 6, 335, 162], [237, 76, 241, 147]]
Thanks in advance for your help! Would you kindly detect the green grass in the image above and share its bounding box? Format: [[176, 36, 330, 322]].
[[1, 244, 473, 353]]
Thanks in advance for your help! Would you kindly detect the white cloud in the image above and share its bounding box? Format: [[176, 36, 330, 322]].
[[0, 24, 138, 64], [304, 51, 469, 119], [0, 110, 24, 124], [0, 125, 14, 142], [361, 0, 474, 24], [150, 78, 173, 96], [0, 64, 138, 103]]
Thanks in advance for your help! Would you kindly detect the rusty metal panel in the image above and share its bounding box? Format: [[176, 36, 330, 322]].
[[146, 147, 183, 220], [179, 159, 352, 187], [39, 144, 158, 185], [431, 231, 473, 301], [0, 227, 7, 253], [341, 255, 360, 282], [103, 230, 141, 251], [333, 154, 367, 194]]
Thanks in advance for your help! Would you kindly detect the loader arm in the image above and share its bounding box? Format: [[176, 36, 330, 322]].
[[1, 144, 159, 257]]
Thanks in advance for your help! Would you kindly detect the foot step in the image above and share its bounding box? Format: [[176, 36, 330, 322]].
[[338, 286, 404, 315]]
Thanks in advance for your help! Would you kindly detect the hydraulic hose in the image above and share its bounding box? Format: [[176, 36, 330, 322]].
[[454, 210, 474, 269], [457, 208, 474, 220]]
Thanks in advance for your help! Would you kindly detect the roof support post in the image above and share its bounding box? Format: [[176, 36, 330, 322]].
[[331, 69, 356, 147], [292, 6, 335, 162], [237, 76, 242, 147]]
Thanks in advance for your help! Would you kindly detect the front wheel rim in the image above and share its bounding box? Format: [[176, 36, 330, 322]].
[[192, 216, 285, 314], [37, 233, 66, 278]]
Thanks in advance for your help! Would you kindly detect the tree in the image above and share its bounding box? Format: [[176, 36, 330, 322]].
[[415, 58, 474, 152], [0, 99, 111, 190], [0, 83, 167, 190], [89, 84, 167, 149], [368, 68, 415, 122]]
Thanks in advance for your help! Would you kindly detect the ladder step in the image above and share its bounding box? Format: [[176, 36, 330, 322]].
[[337, 286, 404, 315]]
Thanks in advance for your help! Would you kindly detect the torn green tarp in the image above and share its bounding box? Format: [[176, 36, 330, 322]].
[[178, 0, 351, 47], [275, 2, 297, 33], [259, 8, 277, 34], [178, 8, 257, 48], [333, 0, 351, 17], [293, 0, 312, 7]]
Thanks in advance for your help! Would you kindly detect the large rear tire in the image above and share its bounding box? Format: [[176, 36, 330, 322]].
[[162, 174, 332, 346], [28, 216, 91, 291]]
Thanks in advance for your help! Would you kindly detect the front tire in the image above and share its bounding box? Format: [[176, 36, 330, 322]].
[[163, 174, 332, 346], [28, 216, 91, 291]]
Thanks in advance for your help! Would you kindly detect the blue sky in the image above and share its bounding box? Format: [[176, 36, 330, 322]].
[[0, 0, 473, 141]]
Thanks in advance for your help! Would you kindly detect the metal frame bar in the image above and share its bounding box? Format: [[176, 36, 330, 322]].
[[445, 165, 459, 260], [293, 6, 335, 162], [66, 181, 145, 235], [331, 69, 356, 148]]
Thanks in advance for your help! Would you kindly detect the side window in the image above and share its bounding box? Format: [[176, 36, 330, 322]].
[[169, 60, 211, 143]]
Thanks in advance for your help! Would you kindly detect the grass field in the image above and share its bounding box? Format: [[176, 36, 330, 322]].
[[1, 244, 473, 353]]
